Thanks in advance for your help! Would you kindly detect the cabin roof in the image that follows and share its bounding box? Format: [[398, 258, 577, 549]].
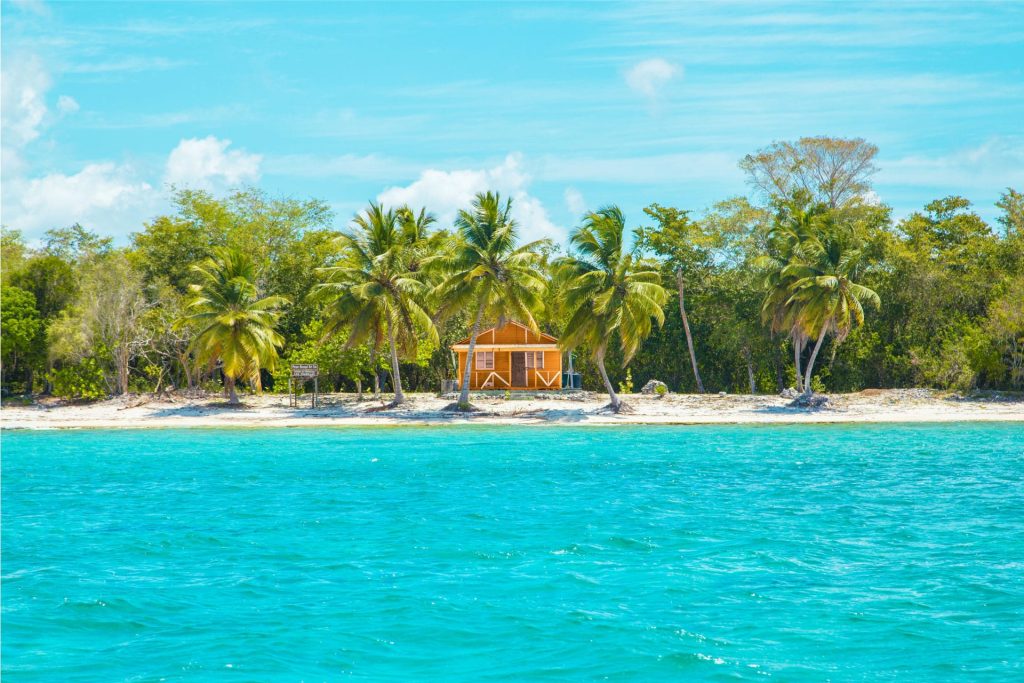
[[453, 320, 558, 347]]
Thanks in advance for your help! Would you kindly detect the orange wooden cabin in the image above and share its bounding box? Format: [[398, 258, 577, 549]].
[[452, 321, 563, 390]]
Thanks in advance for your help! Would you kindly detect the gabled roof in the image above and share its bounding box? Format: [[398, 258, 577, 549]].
[[454, 319, 558, 346]]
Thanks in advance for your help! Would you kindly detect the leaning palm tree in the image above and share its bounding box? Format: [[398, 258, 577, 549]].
[[184, 248, 288, 405], [785, 220, 880, 393], [557, 206, 668, 412], [434, 192, 548, 409], [317, 202, 437, 406]]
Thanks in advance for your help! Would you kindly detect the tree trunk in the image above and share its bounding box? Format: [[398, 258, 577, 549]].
[[742, 346, 756, 394], [595, 344, 622, 412], [793, 333, 805, 392], [226, 375, 240, 405], [355, 378, 363, 401], [386, 314, 405, 406], [775, 345, 785, 393], [116, 348, 129, 395], [803, 324, 829, 394], [676, 269, 705, 393], [24, 367, 33, 396], [369, 344, 380, 397], [458, 299, 486, 408]]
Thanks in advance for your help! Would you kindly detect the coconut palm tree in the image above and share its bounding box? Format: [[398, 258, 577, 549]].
[[557, 206, 668, 412], [317, 202, 437, 406], [785, 219, 880, 393], [756, 191, 826, 392], [184, 248, 288, 405], [435, 192, 548, 409]]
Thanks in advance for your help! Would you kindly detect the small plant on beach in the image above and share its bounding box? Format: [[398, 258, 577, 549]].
[[655, 383, 669, 398], [618, 368, 633, 395], [503, 389, 512, 400]]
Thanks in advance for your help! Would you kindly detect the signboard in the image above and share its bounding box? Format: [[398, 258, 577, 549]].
[[290, 363, 319, 379]]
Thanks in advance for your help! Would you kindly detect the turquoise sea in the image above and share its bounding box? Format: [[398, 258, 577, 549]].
[[3, 424, 1023, 681]]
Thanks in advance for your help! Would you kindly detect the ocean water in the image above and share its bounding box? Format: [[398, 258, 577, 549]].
[[2, 424, 1023, 681]]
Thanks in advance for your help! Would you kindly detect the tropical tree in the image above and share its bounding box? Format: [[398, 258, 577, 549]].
[[183, 248, 288, 405], [756, 192, 825, 392], [317, 202, 437, 406], [635, 203, 712, 392], [435, 192, 548, 409], [782, 217, 881, 393], [740, 136, 878, 209], [557, 206, 668, 412]]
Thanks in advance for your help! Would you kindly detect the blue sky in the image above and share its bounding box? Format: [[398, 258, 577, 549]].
[[2, 0, 1023, 244]]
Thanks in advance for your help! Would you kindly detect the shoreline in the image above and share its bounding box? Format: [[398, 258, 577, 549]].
[[2, 389, 1021, 430]]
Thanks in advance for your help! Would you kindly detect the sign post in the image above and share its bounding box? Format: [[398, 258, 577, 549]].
[[289, 364, 320, 408]]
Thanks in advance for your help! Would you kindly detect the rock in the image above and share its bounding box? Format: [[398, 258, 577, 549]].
[[718, 391, 727, 397], [788, 393, 831, 410], [780, 387, 799, 399], [640, 379, 668, 395]]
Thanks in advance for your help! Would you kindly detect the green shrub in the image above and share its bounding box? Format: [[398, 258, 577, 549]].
[[655, 383, 668, 397], [48, 359, 107, 401], [618, 368, 633, 394]]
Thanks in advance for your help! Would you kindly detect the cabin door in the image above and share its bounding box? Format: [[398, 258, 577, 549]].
[[511, 352, 527, 387]]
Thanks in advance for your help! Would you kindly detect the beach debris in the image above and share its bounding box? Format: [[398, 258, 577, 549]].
[[640, 379, 668, 395]]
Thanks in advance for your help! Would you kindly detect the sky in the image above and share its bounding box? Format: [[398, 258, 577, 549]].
[[2, 0, 1023, 245]]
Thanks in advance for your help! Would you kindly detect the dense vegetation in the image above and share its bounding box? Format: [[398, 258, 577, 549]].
[[2, 137, 1022, 403]]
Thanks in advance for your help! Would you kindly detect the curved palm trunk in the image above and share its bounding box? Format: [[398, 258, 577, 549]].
[[386, 315, 405, 405], [369, 344, 380, 397], [226, 375, 240, 405], [458, 299, 487, 408], [803, 324, 829, 394], [792, 333, 805, 392], [595, 344, 622, 412], [676, 269, 705, 393]]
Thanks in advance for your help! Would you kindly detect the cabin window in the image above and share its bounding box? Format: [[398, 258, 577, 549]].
[[525, 352, 545, 368], [475, 351, 494, 370]]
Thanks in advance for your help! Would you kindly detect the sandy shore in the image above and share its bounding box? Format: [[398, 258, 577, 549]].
[[2, 389, 1021, 430]]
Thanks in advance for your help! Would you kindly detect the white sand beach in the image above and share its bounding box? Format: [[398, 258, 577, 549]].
[[2, 389, 1021, 430]]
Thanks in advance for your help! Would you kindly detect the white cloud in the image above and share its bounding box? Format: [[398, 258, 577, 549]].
[[1, 55, 51, 152], [57, 94, 79, 114], [2, 136, 262, 240], [564, 187, 586, 216], [376, 153, 565, 243], [625, 58, 681, 98], [164, 136, 262, 191], [2, 162, 158, 237]]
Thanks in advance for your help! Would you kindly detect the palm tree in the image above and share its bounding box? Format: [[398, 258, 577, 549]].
[[318, 202, 437, 406], [184, 248, 288, 405], [757, 191, 825, 392], [785, 219, 880, 393], [435, 192, 548, 409], [557, 206, 668, 412]]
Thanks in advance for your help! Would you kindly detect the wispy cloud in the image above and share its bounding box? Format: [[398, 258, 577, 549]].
[[64, 56, 194, 74], [625, 58, 681, 99], [878, 137, 1024, 190]]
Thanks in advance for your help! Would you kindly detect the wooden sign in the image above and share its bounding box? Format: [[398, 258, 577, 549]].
[[290, 363, 319, 379]]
